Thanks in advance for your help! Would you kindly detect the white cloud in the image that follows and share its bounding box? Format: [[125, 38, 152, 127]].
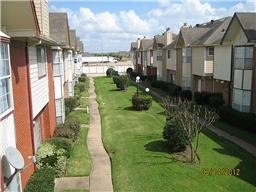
[[49, 0, 255, 53]]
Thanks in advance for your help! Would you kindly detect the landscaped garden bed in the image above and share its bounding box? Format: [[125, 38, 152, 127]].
[[95, 76, 256, 192]]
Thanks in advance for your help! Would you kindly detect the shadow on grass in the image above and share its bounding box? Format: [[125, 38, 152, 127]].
[[203, 129, 256, 187], [144, 140, 165, 153], [123, 106, 134, 111], [109, 88, 119, 92]]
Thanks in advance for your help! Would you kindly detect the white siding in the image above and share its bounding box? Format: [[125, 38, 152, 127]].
[[28, 46, 49, 118], [54, 77, 62, 99], [192, 47, 204, 76], [1, 114, 22, 191], [214, 45, 231, 81]]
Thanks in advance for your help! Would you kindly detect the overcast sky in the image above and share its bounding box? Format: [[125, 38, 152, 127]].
[[49, 0, 256, 53]]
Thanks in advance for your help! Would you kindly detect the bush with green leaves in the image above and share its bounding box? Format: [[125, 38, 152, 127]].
[[132, 93, 152, 111], [35, 142, 67, 177], [106, 68, 118, 77], [75, 82, 86, 93], [24, 168, 55, 192], [47, 137, 73, 158], [163, 116, 190, 152], [78, 76, 86, 83], [114, 75, 130, 90], [65, 96, 80, 115], [180, 90, 192, 101], [65, 118, 81, 138]]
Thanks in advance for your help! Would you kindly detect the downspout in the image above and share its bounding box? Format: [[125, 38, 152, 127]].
[[25, 42, 36, 168]]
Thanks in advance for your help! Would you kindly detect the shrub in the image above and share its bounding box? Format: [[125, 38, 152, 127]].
[[35, 142, 67, 177], [126, 67, 133, 75], [168, 84, 182, 97], [65, 96, 80, 114], [209, 93, 224, 109], [218, 106, 256, 133], [150, 80, 170, 92], [65, 118, 81, 138], [75, 83, 86, 93], [47, 137, 73, 158], [106, 68, 117, 77], [54, 126, 76, 141], [24, 168, 55, 192], [78, 76, 86, 83], [194, 92, 224, 108], [132, 93, 152, 111], [163, 116, 189, 152], [180, 90, 192, 101], [114, 75, 130, 90]]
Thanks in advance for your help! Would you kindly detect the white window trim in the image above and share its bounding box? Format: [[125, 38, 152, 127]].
[[37, 46, 47, 78]]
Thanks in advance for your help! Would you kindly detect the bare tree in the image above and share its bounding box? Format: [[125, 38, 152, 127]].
[[162, 97, 218, 163]]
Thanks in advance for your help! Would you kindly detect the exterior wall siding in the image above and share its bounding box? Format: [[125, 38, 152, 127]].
[[214, 45, 232, 81], [10, 40, 35, 190], [28, 46, 49, 118], [192, 47, 204, 76], [34, 0, 49, 36]]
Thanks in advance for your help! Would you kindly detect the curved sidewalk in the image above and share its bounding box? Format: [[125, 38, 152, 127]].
[[87, 77, 114, 192]]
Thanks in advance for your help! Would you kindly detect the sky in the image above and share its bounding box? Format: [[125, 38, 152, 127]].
[[49, 0, 256, 53]]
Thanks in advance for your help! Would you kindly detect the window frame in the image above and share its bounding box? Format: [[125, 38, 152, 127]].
[[37, 46, 47, 78], [0, 42, 13, 115], [207, 47, 214, 56]]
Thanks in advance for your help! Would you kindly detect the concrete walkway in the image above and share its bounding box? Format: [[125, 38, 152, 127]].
[[139, 83, 256, 158], [87, 77, 114, 192]]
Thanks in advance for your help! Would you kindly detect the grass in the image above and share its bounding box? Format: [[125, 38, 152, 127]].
[[95, 76, 256, 192], [62, 190, 89, 192], [213, 120, 256, 146], [65, 77, 92, 177]]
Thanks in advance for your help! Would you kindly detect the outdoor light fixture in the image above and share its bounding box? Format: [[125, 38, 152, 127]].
[[136, 76, 140, 95], [145, 88, 150, 93]]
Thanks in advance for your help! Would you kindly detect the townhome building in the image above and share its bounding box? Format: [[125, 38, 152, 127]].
[[152, 28, 174, 80], [49, 12, 74, 98], [136, 37, 153, 75], [75, 36, 84, 79], [190, 17, 231, 98], [1, 0, 57, 190], [130, 39, 140, 72], [0, 31, 20, 192], [220, 12, 256, 113], [163, 38, 178, 83]]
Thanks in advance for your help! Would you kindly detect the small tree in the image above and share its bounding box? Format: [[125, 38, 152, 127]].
[[162, 97, 218, 163]]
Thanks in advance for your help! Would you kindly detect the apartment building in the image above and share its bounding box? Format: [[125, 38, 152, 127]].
[[220, 12, 256, 113], [1, 0, 57, 190]]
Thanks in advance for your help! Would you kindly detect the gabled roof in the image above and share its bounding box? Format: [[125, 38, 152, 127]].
[[176, 17, 231, 47], [130, 42, 138, 51], [164, 37, 178, 49], [153, 34, 165, 49], [139, 38, 153, 51], [69, 29, 76, 49], [222, 12, 256, 43], [49, 12, 70, 47]]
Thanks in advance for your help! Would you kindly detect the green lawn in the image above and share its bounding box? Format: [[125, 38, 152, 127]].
[[95, 76, 256, 192], [65, 78, 92, 177]]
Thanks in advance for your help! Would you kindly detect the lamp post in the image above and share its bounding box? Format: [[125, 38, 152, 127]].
[[136, 76, 140, 96]]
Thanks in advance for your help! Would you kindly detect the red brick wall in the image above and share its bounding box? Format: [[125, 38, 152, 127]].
[[10, 40, 35, 190], [46, 47, 56, 137]]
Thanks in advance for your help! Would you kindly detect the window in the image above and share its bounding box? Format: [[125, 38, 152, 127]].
[[232, 46, 253, 112], [234, 46, 253, 69], [182, 47, 191, 64], [156, 50, 162, 61], [37, 46, 46, 77], [55, 99, 64, 124], [53, 50, 62, 76], [33, 118, 41, 152], [168, 50, 171, 59], [207, 47, 214, 56], [0, 42, 12, 114]]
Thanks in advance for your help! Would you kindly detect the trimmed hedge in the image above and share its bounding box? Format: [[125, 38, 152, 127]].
[[163, 116, 190, 152], [24, 168, 55, 192], [113, 75, 130, 90], [194, 91, 224, 108], [106, 68, 118, 77], [132, 93, 152, 111], [180, 90, 192, 101], [65, 96, 80, 115], [218, 106, 256, 133], [47, 137, 73, 158]]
